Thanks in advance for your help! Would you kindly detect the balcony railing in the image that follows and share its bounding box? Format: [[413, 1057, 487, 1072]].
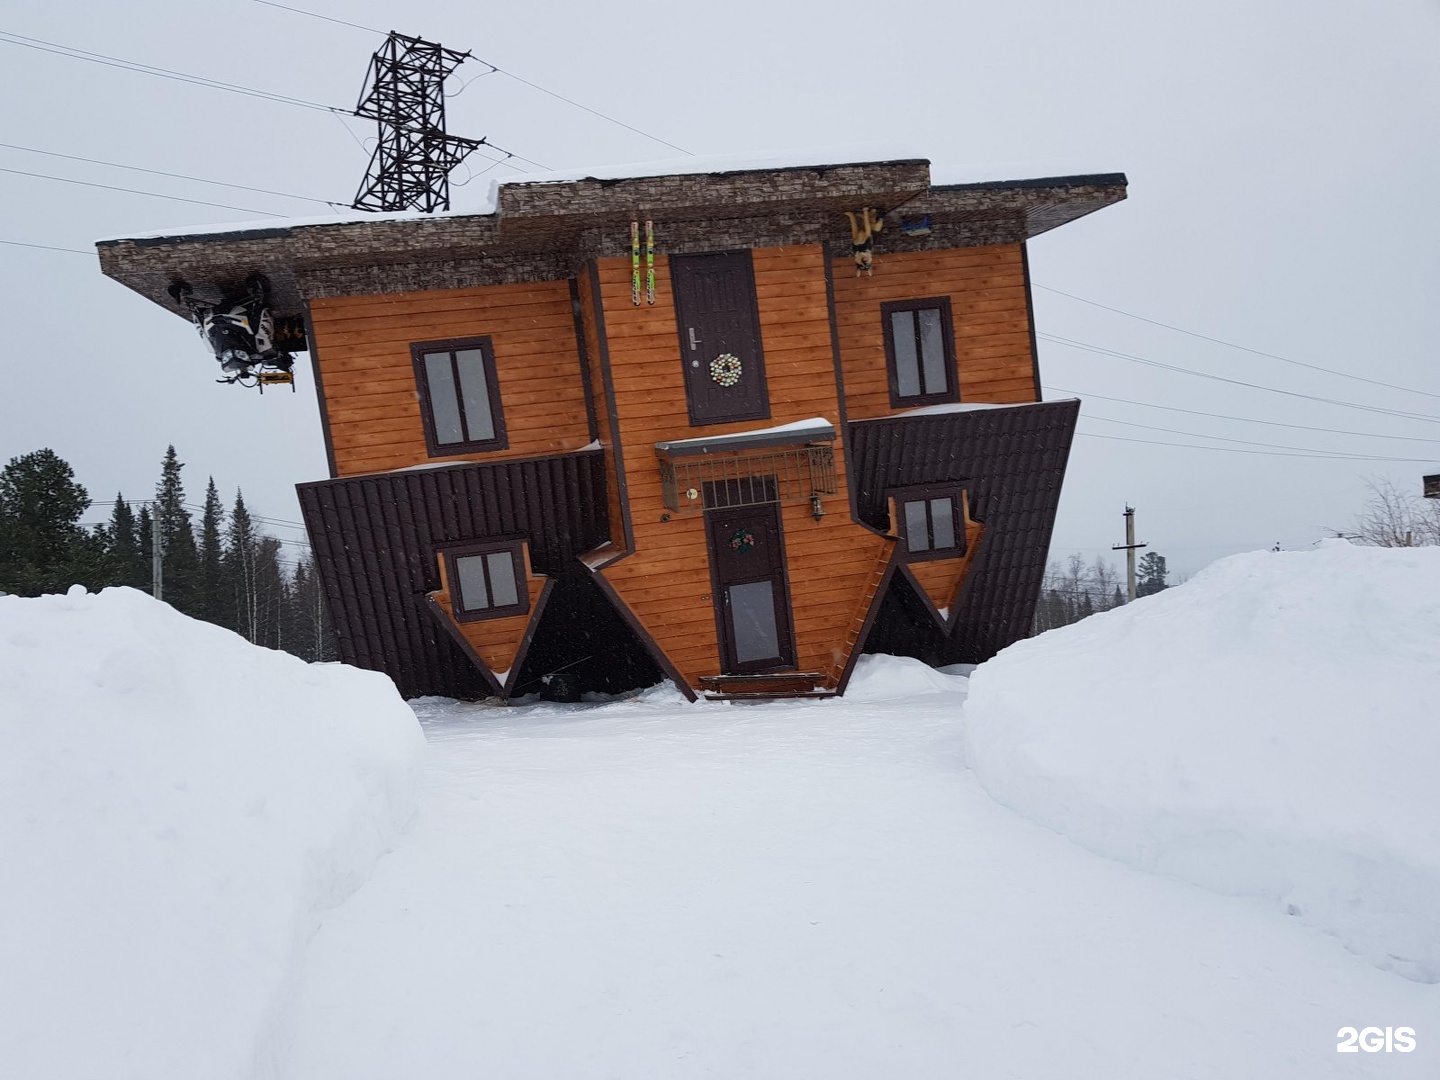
[[658, 445, 837, 513]]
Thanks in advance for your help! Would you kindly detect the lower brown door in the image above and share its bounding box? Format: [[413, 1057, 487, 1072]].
[[704, 500, 796, 674]]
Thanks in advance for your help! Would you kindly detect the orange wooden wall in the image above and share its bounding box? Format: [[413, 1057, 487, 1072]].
[[594, 244, 895, 686], [831, 243, 1038, 418], [308, 281, 593, 476], [306, 239, 1038, 689]]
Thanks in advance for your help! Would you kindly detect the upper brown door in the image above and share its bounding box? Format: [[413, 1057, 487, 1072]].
[[671, 251, 769, 425]]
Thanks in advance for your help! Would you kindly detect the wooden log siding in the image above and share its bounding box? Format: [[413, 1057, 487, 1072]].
[[298, 451, 609, 699], [830, 244, 1038, 418], [308, 280, 594, 476], [591, 243, 896, 688], [848, 399, 1080, 664]]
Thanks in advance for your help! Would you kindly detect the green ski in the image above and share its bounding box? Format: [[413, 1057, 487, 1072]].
[[630, 220, 641, 306], [645, 219, 655, 305]]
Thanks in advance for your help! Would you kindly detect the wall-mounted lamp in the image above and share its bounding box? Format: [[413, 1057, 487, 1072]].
[[810, 494, 825, 521]]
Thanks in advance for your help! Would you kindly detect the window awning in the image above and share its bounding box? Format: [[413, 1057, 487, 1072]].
[[654, 417, 835, 458]]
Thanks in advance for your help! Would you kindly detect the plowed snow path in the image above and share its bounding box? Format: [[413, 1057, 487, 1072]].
[[282, 681, 1437, 1078]]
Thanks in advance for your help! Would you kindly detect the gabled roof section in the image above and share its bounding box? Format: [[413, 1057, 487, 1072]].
[[95, 157, 1126, 319]]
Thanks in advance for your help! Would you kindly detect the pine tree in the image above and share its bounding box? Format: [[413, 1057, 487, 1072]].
[[1137, 552, 1169, 597], [0, 449, 98, 595], [224, 489, 260, 641], [135, 503, 155, 597], [196, 478, 226, 626], [106, 496, 149, 590], [154, 446, 199, 613], [286, 557, 335, 661], [253, 535, 286, 649]]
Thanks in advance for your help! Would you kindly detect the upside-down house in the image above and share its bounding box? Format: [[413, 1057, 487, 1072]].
[[97, 157, 1125, 700]]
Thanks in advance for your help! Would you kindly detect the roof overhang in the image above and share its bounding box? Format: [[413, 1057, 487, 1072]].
[[95, 159, 1127, 320], [655, 418, 836, 458]]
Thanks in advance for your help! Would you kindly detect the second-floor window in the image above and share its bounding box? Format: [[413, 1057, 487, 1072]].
[[412, 337, 508, 456], [893, 484, 967, 560], [882, 298, 958, 408], [442, 540, 529, 621]]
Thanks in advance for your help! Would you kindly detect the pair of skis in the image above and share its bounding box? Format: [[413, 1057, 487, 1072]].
[[630, 220, 654, 306]]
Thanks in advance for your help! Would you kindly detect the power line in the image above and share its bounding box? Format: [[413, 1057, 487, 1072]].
[[0, 28, 545, 171], [239, 0, 692, 155], [1045, 384, 1440, 445], [1073, 430, 1437, 463], [0, 139, 339, 206], [485, 66, 691, 155], [179, 501, 308, 529], [247, 0, 384, 33], [0, 29, 342, 113], [0, 237, 89, 255], [1038, 332, 1440, 425], [0, 163, 277, 216], [1034, 282, 1440, 402], [1082, 411, 1432, 461]]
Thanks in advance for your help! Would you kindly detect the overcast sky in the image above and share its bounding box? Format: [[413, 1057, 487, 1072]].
[[2, 0, 1437, 578]]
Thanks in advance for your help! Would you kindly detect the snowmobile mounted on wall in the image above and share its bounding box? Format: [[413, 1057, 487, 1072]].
[[168, 274, 296, 391]]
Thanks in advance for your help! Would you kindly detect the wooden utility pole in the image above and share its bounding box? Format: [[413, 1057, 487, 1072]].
[[1111, 505, 1147, 603]]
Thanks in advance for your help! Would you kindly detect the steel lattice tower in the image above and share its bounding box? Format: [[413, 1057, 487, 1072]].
[[351, 32, 485, 213]]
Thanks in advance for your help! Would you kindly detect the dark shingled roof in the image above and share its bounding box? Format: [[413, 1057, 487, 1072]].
[[298, 451, 609, 699], [847, 399, 1080, 664]]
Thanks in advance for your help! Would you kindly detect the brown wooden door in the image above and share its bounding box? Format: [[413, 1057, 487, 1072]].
[[705, 499, 795, 674], [671, 251, 769, 425]]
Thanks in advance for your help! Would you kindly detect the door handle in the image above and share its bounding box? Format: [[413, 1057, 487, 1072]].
[[688, 327, 701, 351]]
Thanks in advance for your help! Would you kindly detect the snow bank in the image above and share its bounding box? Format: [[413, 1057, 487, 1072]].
[[964, 541, 1440, 982], [0, 587, 425, 1079], [844, 652, 970, 700]]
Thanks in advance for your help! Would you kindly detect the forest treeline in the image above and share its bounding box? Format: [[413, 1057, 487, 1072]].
[[1032, 550, 1170, 633], [0, 446, 333, 662]]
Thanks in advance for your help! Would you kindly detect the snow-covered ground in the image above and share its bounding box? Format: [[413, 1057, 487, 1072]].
[[4, 546, 1439, 1078], [0, 587, 424, 1080], [282, 654, 1438, 1078], [967, 540, 1440, 984]]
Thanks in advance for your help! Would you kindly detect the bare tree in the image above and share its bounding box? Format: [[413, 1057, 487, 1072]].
[[1343, 477, 1440, 547], [1034, 553, 1127, 632]]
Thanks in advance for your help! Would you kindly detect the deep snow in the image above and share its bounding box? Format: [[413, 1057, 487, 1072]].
[[966, 540, 1440, 984], [282, 659, 1438, 1078], [0, 587, 424, 1080], [5, 547, 1439, 1079]]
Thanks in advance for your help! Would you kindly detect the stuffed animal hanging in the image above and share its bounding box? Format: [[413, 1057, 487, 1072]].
[[845, 207, 884, 277]]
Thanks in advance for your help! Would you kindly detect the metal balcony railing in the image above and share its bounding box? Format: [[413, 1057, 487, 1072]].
[[659, 445, 837, 513]]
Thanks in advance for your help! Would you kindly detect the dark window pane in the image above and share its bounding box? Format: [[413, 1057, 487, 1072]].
[[486, 551, 519, 608], [917, 308, 948, 395], [729, 580, 780, 662], [929, 497, 956, 550], [424, 352, 465, 445], [891, 310, 921, 397], [454, 348, 495, 443], [904, 499, 930, 552], [455, 554, 490, 611]]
